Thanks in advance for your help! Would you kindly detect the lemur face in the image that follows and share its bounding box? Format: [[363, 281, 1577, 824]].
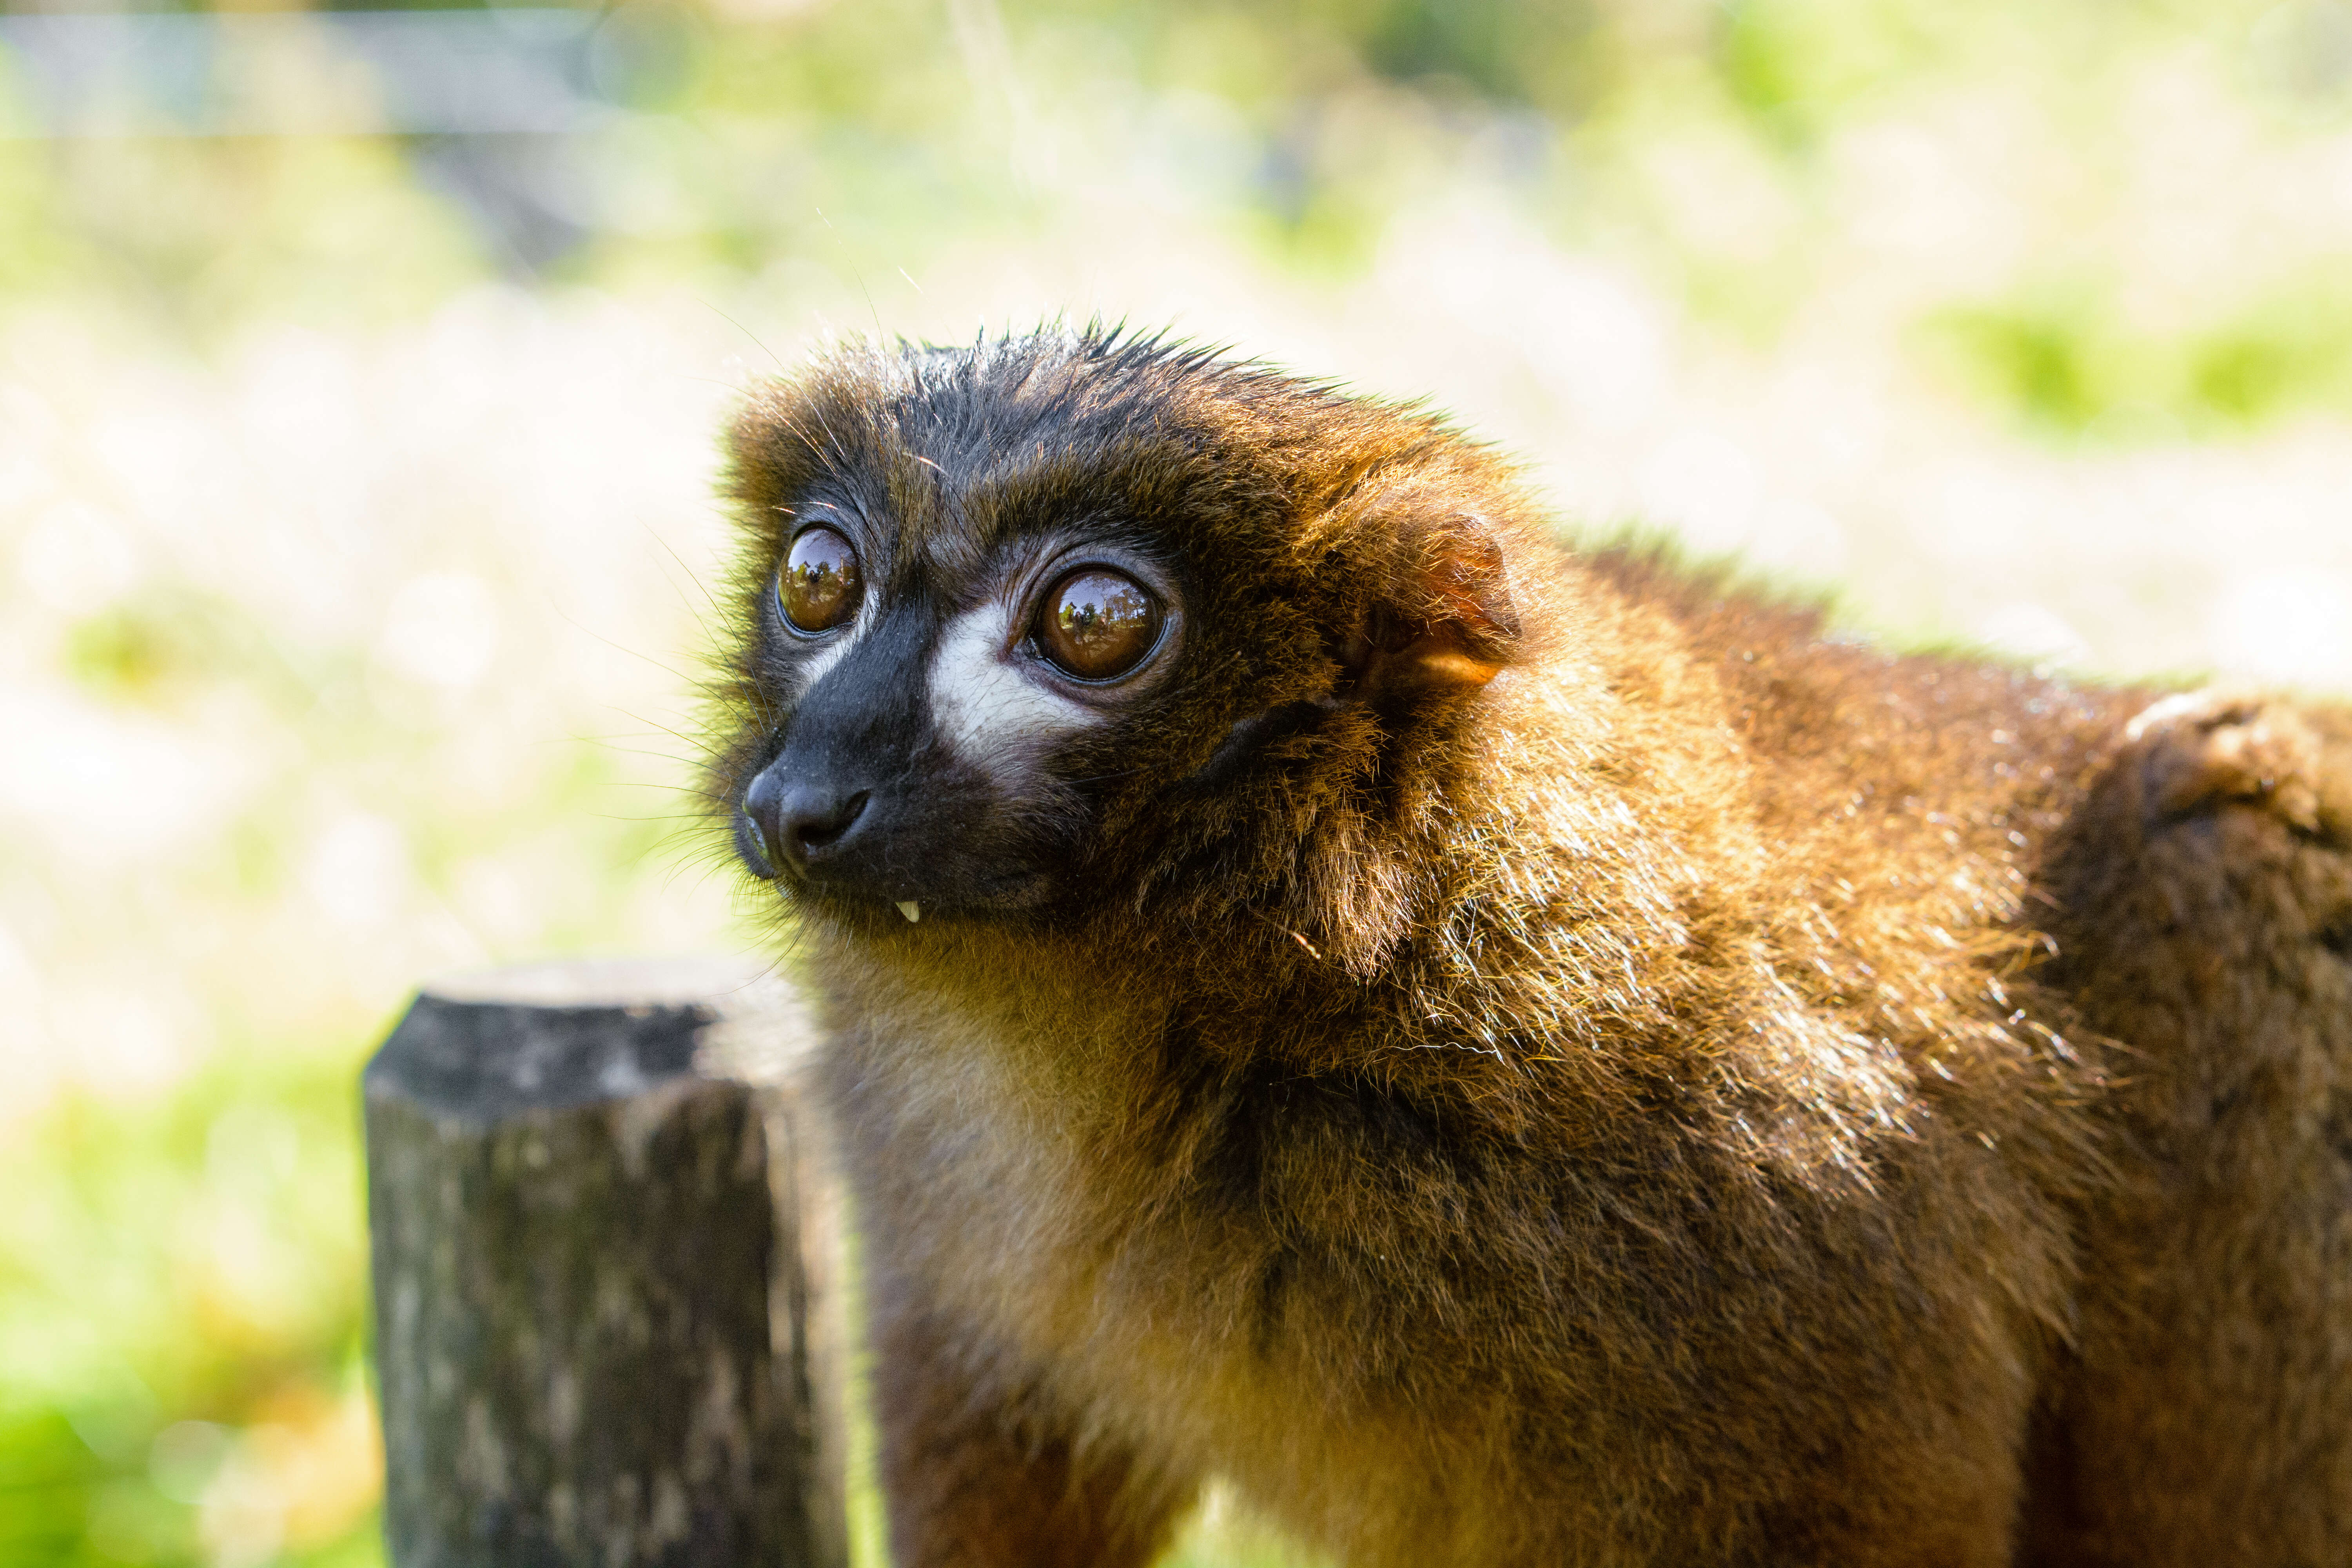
[[731, 494, 1189, 922], [713, 332, 1533, 938]]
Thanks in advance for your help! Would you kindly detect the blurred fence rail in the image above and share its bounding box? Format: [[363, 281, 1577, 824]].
[[362, 957, 848, 1568], [0, 9, 659, 138]]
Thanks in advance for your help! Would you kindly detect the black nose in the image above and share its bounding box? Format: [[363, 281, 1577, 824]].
[[743, 769, 871, 875]]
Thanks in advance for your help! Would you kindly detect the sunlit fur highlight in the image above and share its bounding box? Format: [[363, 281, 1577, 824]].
[[706, 326, 2352, 1568]]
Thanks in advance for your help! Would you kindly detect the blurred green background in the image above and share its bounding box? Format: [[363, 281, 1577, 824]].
[[3, 0, 2351, 1562]]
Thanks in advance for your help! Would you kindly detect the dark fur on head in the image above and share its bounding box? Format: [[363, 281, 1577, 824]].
[[706, 325, 2352, 1567]]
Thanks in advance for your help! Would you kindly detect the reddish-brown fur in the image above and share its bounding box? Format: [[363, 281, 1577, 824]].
[[708, 332, 2352, 1565]]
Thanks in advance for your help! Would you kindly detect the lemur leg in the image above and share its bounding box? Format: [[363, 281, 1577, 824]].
[[867, 1296, 1187, 1568], [2025, 692, 2352, 1566]]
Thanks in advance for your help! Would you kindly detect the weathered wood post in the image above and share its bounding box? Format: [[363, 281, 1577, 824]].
[[363, 957, 847, 1568]]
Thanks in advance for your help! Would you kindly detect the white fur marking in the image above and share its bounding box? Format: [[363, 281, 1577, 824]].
[[798, 629, 858, 695], [928, 602, 1105, 769]]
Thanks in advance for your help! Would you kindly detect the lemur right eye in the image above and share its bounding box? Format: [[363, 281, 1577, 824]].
[[780, 526, 862, 634], [1035, 568, 1162, 681]]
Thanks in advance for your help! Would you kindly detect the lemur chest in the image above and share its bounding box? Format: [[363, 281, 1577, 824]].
[[833, 993, 1381, 1443], [850, 1013, 1216, 1336], [836, 995, 1590, 1566]]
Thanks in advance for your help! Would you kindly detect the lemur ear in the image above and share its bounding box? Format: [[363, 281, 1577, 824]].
[[1341, 509, 1522, 697]]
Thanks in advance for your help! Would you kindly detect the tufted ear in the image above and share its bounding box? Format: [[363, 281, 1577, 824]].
[[1341, 509, 1523, 697]]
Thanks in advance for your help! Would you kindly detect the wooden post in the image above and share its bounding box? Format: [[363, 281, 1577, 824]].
[[363, 957, 847, 1568]]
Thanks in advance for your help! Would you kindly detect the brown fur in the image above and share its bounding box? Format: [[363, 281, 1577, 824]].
[[706, 330, 2352, 1566]]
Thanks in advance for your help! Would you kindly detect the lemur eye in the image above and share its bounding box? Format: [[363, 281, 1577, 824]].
[[779, 526, 862, 634], [1035, 568, 1162, 681]]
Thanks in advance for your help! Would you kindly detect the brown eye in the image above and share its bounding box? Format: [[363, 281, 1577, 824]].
[[779, 526, 862, 633], [1035, 568, 1162, 681]]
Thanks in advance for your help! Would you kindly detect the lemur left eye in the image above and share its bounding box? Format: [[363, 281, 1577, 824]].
[[1035, 568, 1162, 681], [779, 526, 862, 634]]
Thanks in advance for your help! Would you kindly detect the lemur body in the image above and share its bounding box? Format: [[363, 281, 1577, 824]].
[[710, 330, 2352, 1566]]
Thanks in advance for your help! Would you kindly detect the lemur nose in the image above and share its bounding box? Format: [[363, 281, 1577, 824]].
[[744, 768, 871, 874]]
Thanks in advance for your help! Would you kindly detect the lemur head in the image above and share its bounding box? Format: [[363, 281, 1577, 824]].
[[709, 328, 1556, 960]]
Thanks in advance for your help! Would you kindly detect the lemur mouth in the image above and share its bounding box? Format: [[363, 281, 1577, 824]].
[[772, 867, 1062, 934]]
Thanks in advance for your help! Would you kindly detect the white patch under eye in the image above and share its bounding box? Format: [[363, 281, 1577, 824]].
[[793, 621, 861, 695], [929, 601, 1106, 767]]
